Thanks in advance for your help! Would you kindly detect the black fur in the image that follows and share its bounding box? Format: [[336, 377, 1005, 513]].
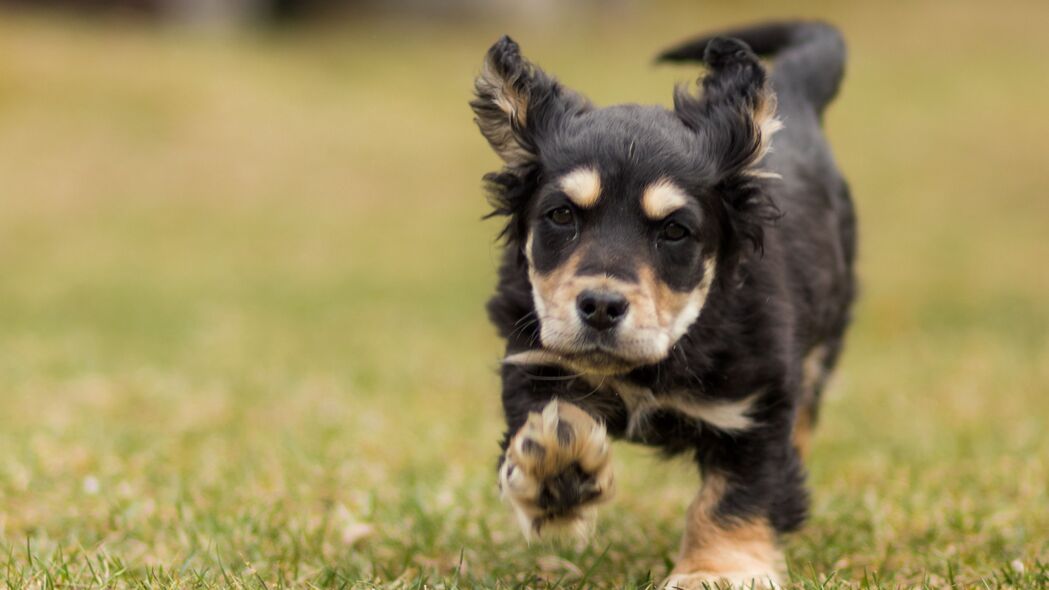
[[476, 21, 854, 537]]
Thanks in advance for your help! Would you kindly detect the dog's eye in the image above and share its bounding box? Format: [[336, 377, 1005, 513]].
[[661, 222, 690, 242], [548, 206, 575, 226]]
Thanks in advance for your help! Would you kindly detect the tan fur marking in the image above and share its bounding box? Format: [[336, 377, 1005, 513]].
[[801, 345, 827, 397], [642, 179, 689, 219], [480, 58, 527, 128], [474, 58, 532, 166], [504, 350, 567, 367], [666, 473, 785, 589], [743, 89, 784, 180], [528, 253, 716, 375], [661, 392, 759, 433], [793, 345, 828, 457], [592, 379, 758, 438], [645, 257, 717, 346], [793, 410, 813, 459], [527, 249, 582, 359], [559, 167, 602, 208], [524, 230, 535, 265]]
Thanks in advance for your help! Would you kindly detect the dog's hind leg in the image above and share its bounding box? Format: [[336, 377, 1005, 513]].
[[793, 338, 847, 457], [792, 344, 827, 458]]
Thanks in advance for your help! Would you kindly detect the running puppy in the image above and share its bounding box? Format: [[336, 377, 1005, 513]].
[[471, 21, 855, 589]]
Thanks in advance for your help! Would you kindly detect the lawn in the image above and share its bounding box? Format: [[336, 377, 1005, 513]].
[[0, 1, 1047, 588]]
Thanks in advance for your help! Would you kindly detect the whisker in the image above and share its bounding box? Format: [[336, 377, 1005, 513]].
[[511, 310, 537, 328], [508, 318, 539, 341], [519, 372, 585, 382], [574, 375, 606, 401]]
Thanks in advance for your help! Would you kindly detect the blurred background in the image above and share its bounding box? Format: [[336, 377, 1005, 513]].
[[0, 0, 1047, 587]]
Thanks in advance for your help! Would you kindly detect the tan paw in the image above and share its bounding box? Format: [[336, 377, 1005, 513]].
[[499, 400, 614, 539], [663, 571, 782, 590]]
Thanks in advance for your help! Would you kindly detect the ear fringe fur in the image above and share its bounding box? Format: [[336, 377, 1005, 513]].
[[744, 90, 784, 179], [672, 67, 783, 180], [472, 44, 536, 168], [672, 37, 785, 257], [471, 36, 590, 249]]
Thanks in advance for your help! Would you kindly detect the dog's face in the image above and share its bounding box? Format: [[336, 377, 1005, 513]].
[[521, 111, 720, 374], [473, 36, 781, 375]]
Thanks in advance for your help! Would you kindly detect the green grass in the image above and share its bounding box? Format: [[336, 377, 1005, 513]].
[[1, 1, 1048, 587]]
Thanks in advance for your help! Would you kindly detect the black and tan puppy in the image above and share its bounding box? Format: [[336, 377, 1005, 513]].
[[471, 21, 855, 588]]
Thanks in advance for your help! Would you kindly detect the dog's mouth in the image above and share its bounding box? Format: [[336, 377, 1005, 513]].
[[559, 348, 636, 374]]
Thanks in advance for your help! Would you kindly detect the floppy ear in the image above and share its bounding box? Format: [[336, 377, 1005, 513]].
[[471, 36, 587, 169], [673, 37, 783, 255]]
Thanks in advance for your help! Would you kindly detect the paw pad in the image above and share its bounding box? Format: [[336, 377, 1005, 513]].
[[499, 400, 614, 538]]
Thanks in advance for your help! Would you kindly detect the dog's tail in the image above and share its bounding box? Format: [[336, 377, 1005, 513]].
[[657, 21, 846, 115]]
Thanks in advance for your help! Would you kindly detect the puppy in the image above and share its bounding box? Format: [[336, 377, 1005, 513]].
[[471, 21, 855, 589]]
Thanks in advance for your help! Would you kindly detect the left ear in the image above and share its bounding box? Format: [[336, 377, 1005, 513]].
[[673, 37, 782, 254]]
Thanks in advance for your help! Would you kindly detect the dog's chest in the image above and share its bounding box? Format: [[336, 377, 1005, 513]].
[[583, 376, 759, 440]]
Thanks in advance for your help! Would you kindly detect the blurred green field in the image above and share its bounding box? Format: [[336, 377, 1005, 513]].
[[1, 1, 1047, 588]]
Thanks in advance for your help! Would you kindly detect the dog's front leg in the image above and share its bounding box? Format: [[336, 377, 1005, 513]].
[[498, 394, 615, 540]]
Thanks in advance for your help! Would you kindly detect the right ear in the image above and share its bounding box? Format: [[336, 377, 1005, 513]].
[[471, 36, 588, 169]]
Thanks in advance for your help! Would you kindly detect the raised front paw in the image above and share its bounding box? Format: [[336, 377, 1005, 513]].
[[498, 399, 614, 539]]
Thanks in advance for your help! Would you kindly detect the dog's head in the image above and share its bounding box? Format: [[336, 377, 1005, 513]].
[[473, 36, 781, 375]]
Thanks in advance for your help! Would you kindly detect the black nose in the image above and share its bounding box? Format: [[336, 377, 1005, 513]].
[[576, 290, 629, 331]]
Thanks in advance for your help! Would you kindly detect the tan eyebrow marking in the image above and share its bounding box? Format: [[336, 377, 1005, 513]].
[[558, 167, 602, 208], [642, 179, 689, 219]]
